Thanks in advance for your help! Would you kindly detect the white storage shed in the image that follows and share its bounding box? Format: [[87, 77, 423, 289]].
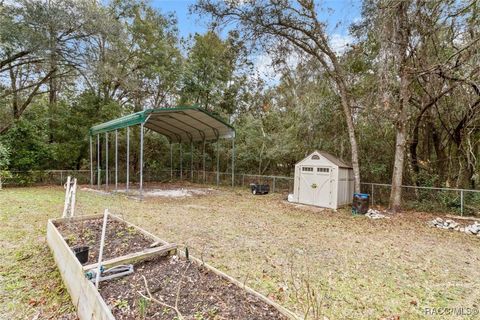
[[292, 151, 354, 209]]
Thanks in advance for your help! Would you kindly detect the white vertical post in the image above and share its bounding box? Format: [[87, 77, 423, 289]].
[[115, 130, 118, 191], [170, 142, 173, 180], [272, 176, 276, 193], [140, 123, 144, 196], [89, 135, 93, 188], [62, 176, 71, 218], [126, 127, 130, 193], [105, 132, 108, 191], [97, 134, 100, 189], [191, 142, 194, 182], [179, 143, 183, 180], [95, 209, 109, 289]]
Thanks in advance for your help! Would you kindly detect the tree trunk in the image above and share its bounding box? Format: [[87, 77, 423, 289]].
[[337, 80, 361, 193], [386, 1, 411, 213], [389, 120, 407, 212], [409, 120, 420, 185], [388, 65, 410, 212]]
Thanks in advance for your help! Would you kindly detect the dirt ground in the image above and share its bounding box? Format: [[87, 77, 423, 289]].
[[1, 183, 479, 319], [100, 255, 288, 320]]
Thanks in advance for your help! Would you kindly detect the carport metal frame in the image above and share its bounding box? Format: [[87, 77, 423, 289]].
[[88, 106, 236, 196]]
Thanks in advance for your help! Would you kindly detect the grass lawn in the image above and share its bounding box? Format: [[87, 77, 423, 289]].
[[1, 184, 479, 319]]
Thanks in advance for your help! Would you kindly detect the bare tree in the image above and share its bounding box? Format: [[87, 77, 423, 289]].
[[194, 0, 362, 192], [377, 1, 413, 212], [376, 0, 479, 211]]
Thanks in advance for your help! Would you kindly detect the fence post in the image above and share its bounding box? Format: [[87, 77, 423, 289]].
[[272, 177, 276, 193], [60, 171, 63, 186], [242, 174, 245, 187], [371, 184, 374, 206], [460, 190, 464, 216]]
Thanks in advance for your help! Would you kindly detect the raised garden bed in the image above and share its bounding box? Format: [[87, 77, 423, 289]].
[[56, 217, 154, 263], [47, 214, 299, 320]]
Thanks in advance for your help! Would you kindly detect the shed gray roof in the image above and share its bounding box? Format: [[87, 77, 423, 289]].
[[296, 150, 352, 168], [316, 151, 352, 168]]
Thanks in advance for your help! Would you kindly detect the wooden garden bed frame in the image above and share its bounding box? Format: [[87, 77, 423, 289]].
[[47, 213, 300, 320]]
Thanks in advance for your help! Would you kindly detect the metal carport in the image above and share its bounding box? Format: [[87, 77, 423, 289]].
[[88, 106, 235, 195]]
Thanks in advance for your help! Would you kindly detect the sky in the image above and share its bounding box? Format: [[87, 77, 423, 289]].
[[150, 0, 362, 81]]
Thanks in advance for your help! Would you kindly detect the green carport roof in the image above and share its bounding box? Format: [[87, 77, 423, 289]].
[[89, 106, 235, 142]]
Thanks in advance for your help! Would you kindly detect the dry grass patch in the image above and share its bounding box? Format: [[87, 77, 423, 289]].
[[1, 184, 479, 319]]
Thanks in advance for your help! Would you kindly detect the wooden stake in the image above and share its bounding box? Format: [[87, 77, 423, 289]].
[[70, 178, 77, 217], [62, 176, 71, 218]]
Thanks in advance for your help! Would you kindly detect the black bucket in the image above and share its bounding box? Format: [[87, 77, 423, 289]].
[[72, 246, 89, 264], [352, 193, 369, 215]]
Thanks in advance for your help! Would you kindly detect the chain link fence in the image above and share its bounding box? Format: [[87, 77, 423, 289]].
[[2, 170, 479, 216], [360, 183, 480, 216]]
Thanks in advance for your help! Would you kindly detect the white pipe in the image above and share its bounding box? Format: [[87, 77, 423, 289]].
[[95, 209, 109, 289], [62, 176, 71, 218]]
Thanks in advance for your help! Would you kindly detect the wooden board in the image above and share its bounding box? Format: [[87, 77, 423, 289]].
[[47, 219, 115, 320], [109, 213, 169, 246], [185, 254, 301, 320], [83, 243, 177, 271]]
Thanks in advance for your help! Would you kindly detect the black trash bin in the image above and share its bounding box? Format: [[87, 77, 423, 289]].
[[352, 193, 369, 214]]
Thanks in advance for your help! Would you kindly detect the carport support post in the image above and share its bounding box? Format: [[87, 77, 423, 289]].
[[202, 139, 206, 184], [190, 142, 193, 182], [140, 123, 144, 196], [170, 142, 173, 180], [105, 132, 108, 191], [126, 126, 130, 193], [97, 134, 100, 189], [231, 138, 235, 187], [216, 139, 220, 186], [89, 135, 93, 188], [179, 143, 183, 180], [115, 130, 118, 191]]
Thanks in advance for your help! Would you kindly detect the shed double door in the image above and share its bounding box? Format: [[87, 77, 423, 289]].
[[298, 166, 332, 207]]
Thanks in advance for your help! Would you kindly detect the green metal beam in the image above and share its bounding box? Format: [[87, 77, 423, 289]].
[[89, 110, 147, 136]]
